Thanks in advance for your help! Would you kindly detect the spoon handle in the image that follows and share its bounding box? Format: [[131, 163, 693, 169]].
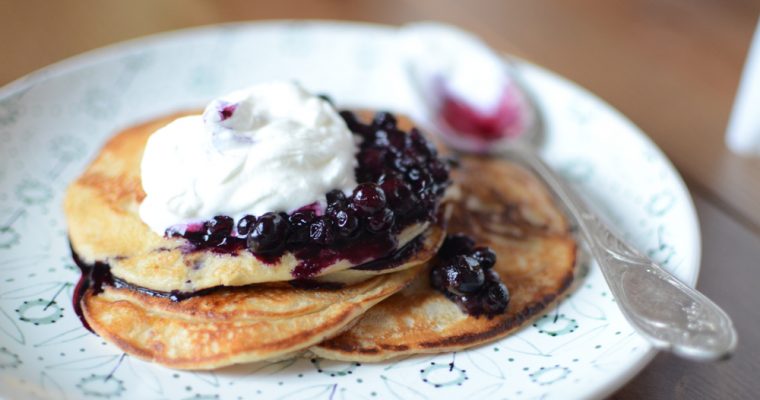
[[507, 147, 737, 361]]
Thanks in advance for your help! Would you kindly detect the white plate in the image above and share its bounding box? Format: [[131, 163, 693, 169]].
[[0, 21, 700, 400]]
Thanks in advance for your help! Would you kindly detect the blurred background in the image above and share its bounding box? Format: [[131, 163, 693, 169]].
[[3, 1, 759, 398], [3, 0, 760, 231]]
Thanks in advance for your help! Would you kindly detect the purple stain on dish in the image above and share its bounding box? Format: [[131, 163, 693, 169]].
[[202, 100, 238, 126], [435, 78, 528, 143], [219, 102, 237, 121]]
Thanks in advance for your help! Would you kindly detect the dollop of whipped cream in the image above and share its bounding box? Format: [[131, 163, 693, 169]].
[[139, 81, 358, 235]]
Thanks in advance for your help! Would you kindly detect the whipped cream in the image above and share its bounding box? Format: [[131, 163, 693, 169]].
[[139, 81, 358, 235]]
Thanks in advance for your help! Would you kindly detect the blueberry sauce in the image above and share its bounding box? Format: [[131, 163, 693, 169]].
[[351, 234, 425, 271], [287, 279, 344, 290], [292, 232, 397, 278], [430, 234, 509, 318], [71, 246, 113, 333], [166, 110, 452, 279], [70, 231, 427, 330], [72, 246, 239, 330]]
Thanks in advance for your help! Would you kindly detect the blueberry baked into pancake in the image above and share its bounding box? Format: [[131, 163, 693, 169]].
[[64, 81, 576, 369]]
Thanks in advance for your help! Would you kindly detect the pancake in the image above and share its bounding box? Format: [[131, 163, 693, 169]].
[[310, 156, 577, 361], [81, 264, 423, 370], [64, 112, 450, 293]]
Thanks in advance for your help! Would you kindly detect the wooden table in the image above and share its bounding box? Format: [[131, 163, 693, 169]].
[[4, 1, 759, 398]]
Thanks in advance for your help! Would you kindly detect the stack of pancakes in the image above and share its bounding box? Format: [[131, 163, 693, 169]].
[[64, 112, 576, 369]]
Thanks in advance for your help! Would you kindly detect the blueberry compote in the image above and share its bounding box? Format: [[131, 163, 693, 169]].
[[70, 233, 426, 326], [71, 247, 113, 332], [167, 111, 451, 279], [430, 234, 509, 318]]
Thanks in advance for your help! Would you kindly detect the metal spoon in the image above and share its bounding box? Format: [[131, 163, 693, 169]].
[[409, 61, 738, 362]]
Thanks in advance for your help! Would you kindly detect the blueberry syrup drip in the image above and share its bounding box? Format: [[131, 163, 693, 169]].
[[288, 280, 344, 290], [71, 245, 113, 333], [430, 234, 509, 318], [166, 110, 452, 279], [292, 231, 397, 278], [70, 232, 426, 333], [72, 248, 260, 307], [351, 234, 424, 271]]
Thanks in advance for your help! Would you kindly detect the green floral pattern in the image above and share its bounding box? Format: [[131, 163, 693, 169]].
[[0, 22, 700, 399]]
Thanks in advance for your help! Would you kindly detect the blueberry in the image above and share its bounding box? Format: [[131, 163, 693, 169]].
[[372, 130, 391, 148], [354, 170, 376, 185], [339, 110, 361, 131], [406, 168, 422, 182], [409, 127, 425, 143], [387, 129, 409, 150], [392, 154, 417, 173], [438, 255, 485, 295], [207, 216, 233, 235], [481, 280, 510, 315], [326, 189, 346, 205], [410, 128, 437, 159], [428, 159, 450, 184], [379, 176, 405, 199], [414, 189, 436, 218], [171, 225, 204, 245], [378, 171, 405, 185], [332, 208, 360, 237], [372, 111, 397, 130], [366, 208, 395, 233], [203, 216, 233, 246], [309, 216, 336, 245], [438, 234, 476, 259], [357, 147, 389, 175], [380, 177, 415, 214], [247, 212, 288, 253], [325, 189, 348, 214], [288, 211, 316, 244], [351, 183, 387, 215], [289, 210, 316, 226], [236, 215, 257, 236], [406, 168, 433, 191], [471, 247, 497, 269]]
